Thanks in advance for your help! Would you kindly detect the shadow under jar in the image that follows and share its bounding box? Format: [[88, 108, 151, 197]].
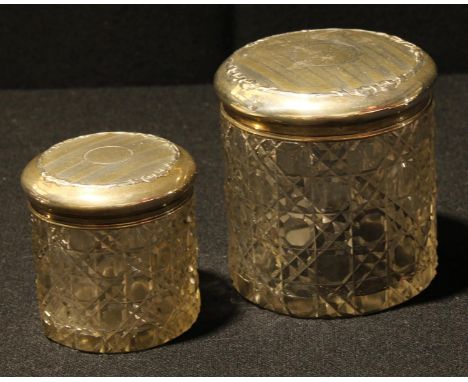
[[21, 132, 200, 352], [214, 29, 438, 317]]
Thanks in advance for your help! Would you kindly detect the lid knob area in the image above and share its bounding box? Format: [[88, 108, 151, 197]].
[[21, 132, 196, 223], [214, 29, 436, 128]]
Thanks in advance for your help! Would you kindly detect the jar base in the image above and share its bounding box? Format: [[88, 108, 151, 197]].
[[231, 266, 436, 318], [40, 298, 200, 353]]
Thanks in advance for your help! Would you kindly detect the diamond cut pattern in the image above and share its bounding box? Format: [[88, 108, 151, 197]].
[[222, 110, 437, 317], [31, 200, 200, 352]]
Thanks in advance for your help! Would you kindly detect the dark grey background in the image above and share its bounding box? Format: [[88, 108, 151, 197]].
[[0, 4, 467, 377], [0, 5, 466, 89]]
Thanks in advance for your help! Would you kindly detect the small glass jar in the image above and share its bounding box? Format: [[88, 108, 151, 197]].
[[21, 132, 200, 352], [215, 29, 437, 317]]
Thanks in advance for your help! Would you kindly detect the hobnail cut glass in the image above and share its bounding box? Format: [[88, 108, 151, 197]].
[[222, 110, 437, 317], [31, 200, 200, 352]]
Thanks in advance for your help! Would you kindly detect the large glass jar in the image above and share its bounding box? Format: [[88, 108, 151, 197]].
[[215, 29, 437, 317]]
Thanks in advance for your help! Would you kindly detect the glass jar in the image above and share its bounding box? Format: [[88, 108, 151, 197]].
[[215, 29, 437, 317], [21, 132, 200, 352]]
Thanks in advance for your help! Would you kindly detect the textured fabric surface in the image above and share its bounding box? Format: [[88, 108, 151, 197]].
[[0, 76, 467, 376]]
